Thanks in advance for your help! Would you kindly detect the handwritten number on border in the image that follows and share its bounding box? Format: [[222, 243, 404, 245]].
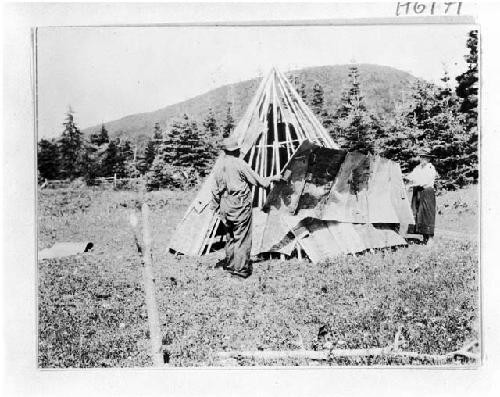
[[396, 2, 463, 16]]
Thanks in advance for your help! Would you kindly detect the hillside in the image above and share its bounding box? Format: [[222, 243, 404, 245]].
[[83, 64, 420, 147]]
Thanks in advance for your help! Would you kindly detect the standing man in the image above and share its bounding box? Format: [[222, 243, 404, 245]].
[[211, 136, 281, 278], [404, 149, 438, 245]]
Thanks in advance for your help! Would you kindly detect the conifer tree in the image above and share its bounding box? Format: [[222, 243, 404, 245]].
[[58, 108, 85, 179], [203, 108, 219, 137], [153, 122, 163, 140], [101, 139, 119, 177], [202, 108, 220, 161], [120, 140, 134, 161], [380, 74, 472, 189], [117, 140, 135, 177], [82, 124, 111, 182], [298, 82, 307, 103], [332, 66, 380, 154], [144, 139, 157, 168], [80, 145, 99, 183], [142, 122, 165, 172], [222, 104, 235, 138], [37, 138, 60, 180], [380, 80, 439, 172], [101, 138, 133, 178], [161, 116, 187, 166], [145, 157, 177, 190], [456, 30, 478, 131], [310, 82, 325, 116], [291, 75, 308, 102], [455, 29, 478, 183], [90, 124, 109, 146], [160, 114, 210, 174], [379, 119, 414, 173], [147, 114, 209, 189], [428, 72, 472, 188]]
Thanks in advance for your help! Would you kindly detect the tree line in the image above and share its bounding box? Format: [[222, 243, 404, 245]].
[[37, 104, 235, 189], [292, 29, 478, 190], [37, 111, 137, 184], [143, 108, 234, 190], [38, 30, 477, 191]]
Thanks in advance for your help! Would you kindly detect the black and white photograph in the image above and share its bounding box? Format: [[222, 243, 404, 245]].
[[32, 11, 482, 369], [10, 5, 500, 395]]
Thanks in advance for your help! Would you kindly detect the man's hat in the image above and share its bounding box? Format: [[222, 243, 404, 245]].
[[222, 136, 240, 152]]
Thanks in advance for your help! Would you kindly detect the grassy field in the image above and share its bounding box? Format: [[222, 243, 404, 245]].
[[37, 185, 479, 367]]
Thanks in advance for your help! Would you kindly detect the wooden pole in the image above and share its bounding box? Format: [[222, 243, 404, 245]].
[[233, 70, 272, 141], [141, 203, 164, 366], [247, 144, 258, 203], [259, 129, 266, 207], [198, 213, 218, 255], [296, 241, 303, 260], [277, 68, 328, 146], [275, 71, 308, 142], [271, 75, 281, 175], [278, 68, 338, 148], [217, 346, 393, 361], [253, 136, 262, 207], [216, 339, 480, 364], [203, 217, 220, 255], [284, 123, 293, 159], [215, 348, 476, 362]]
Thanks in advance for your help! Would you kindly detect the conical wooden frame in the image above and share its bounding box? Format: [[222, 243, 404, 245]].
[[168, 67, 338, 256]]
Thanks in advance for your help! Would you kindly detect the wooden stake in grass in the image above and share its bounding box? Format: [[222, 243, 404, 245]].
[[141, 203, 164, 366], [129, 202, 164, 366]]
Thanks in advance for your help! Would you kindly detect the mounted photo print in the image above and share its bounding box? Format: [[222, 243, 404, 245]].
[[32, 5, 479, 369]]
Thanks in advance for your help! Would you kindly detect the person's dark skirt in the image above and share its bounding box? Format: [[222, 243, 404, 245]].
[[409, 186, 436, 236]]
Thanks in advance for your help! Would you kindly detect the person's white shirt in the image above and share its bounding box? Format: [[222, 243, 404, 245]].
[[406, 163, 438, 188]]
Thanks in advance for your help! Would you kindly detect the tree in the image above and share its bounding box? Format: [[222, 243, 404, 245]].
[[428, 72, 473, 188], [202, 108, 220, 161], [120, 140, 134, 161], [160, 114, 210, 173], [203, 110, 221, 161], [145, 157, 176, 190], [146, 114, 208, 189], [82, 123, 111, 182], [203, 108, 219, 137], [90, 124, 109, 146], [117, 140, 135, 178], [456, 30, 478, 130], [101, 139, 121, 177], [331, 66, 380, 154], [380, 74, 473, 189], [455, 29, 479, 183], [381, 80, 440, 172], [379, 115, 418, 173], [291, 75, 308, 102], [153, 122, 163, 140], [160, 116, 186, 166], [141, 122, 165, 173], [80, 146, 99, 183], [37, 138, 60, 180], [310, 82, 325, 116], [58, 108, 85, 179], [144, 139, 157, 168], [222, 104, 235, 138]]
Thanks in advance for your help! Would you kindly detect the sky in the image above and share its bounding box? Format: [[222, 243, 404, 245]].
[[37, 24, 475, 139]]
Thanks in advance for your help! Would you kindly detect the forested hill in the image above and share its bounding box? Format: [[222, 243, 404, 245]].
[[82, 64, 419, 144]]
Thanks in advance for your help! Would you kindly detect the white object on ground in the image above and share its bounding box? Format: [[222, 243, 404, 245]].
[[38, 242, 94, 260]]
